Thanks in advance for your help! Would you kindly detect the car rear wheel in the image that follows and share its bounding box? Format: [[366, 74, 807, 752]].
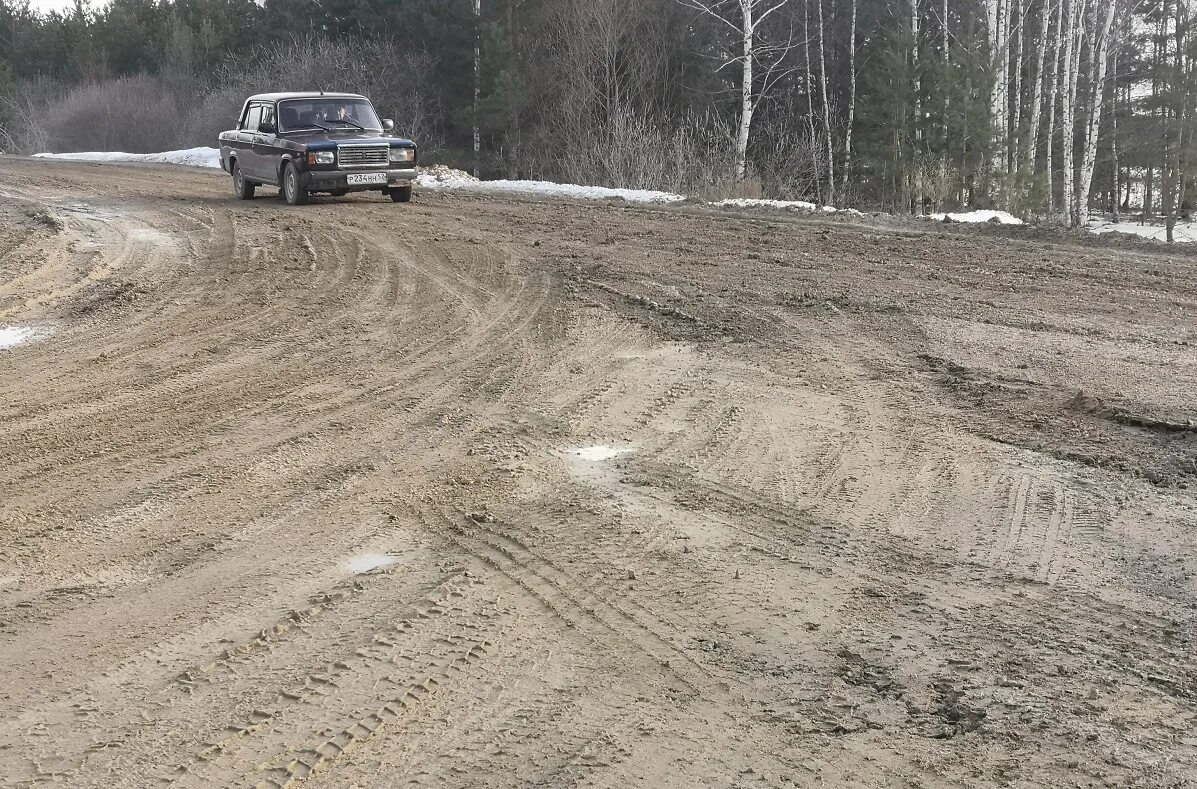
[[388, 185, 413, 203], [232, 162, 255, 200], [282, 162, 309, 206]]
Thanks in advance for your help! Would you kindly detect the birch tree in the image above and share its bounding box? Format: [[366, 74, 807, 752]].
[[987, 0, 1013, 178], [473, 0, 482, 178], [1163, 0, 1195, 241], [911, 0, 922, 213], [1075, 0, 1118, 223], [676, 0, 799, 180], [1010, 0, 1027, 171], [1045, 0, 1065, 214], [816, 0, 835, 202], [1059, 0, 1085, 223], [841, 0, 858, 192], [1025, 0, 1058, 174]]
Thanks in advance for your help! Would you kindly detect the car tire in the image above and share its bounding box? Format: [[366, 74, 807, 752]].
[[282, 161, 309, 206], [232, 161, 255, 200], [388, 185, 413, 203]]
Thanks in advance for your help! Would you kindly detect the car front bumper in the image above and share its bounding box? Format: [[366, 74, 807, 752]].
[[300, 167, 418, 191]]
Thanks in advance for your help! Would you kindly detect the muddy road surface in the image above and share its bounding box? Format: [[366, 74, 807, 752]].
[[1, 158, 1195, 788]]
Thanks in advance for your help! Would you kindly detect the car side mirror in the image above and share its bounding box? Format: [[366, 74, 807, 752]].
[[383, 119, 395, 132], [258, 121, 276, 134]]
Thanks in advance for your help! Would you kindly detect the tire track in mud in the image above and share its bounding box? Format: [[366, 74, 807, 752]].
[[438, 511, 709, 689], [164, 575, 502, 789]]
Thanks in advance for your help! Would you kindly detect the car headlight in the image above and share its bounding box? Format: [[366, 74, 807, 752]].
[[307, 151, 334, 165], [389, 147, 415, 163]]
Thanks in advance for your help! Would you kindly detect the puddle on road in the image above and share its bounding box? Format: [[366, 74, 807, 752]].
[[569, 445, 635, 462], [346, 553, 398, 574], [0, 326, 42, 350]]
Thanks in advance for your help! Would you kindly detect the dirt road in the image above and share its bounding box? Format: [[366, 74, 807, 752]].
[[1, 157, 1195, 788]]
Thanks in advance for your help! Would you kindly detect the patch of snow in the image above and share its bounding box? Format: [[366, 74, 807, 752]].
[[925, 209, 1023, 225], [713, 198, 868, 216], [34, 147, 222, 169], [346, 553, 397, 574], [570, 445, 634, 462], [416, 164, 478, 185], [418, 176, 684, 204], [0, 325, 41, 349], [716, 197, 821, 212], [1085, 217, 1195, 243]]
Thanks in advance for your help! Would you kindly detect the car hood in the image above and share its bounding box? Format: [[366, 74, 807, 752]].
[[283, 130, 415, 149]]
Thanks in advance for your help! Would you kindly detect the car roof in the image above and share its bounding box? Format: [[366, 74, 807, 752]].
[[247, 92, 370, 103]]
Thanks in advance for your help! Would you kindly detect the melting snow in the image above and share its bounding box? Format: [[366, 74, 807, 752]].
[[716, 198, 819, 211], [1085, 217, 1195, 243], [925, 209, 1023, 225], [34, 147, 222, 169], [0, 326, 39, 349], [418, 175, 684, 204], [346, 553, 398, 574], [570, 445, 634, 462]]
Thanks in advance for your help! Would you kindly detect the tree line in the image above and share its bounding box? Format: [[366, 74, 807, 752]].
[[1, 0, 1194, 232]]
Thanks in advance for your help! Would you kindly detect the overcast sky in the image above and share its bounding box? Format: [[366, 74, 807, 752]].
[[29, 0, 91, 12]]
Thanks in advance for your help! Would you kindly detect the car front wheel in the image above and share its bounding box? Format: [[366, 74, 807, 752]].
[[232, 161, 255, 200], [282, 162, 309, 206], [388, 185, 412, 203]]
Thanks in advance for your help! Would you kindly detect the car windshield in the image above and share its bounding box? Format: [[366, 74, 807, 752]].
[[277, 98, 382, 132]]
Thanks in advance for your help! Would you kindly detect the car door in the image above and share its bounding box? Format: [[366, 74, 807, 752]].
[[251, 103, 281, 185], [237, 103, 263, 179]]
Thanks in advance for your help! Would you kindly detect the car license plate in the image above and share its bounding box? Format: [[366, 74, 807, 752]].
[[346, 172, 387, 185]]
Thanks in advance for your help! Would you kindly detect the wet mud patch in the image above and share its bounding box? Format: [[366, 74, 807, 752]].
[[917, 353, 1197, 486]]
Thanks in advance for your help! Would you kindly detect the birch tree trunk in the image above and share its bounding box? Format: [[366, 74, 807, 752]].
[[912, 0, 923, 214], [942, 0, 950, 206], [1111, 48, 1120, 222], [1165, 0, 1190, 242], [1027, 0, 1057, 174], [1076, 0, 1117, 225], [473, 0, 481, 179], [1060, 0, 1084, 224], [735, 0, 754, 181], [804, 0, 820, 200], [817, 0, 835, 203], [1011, 0, 1027, 173], [842, 0, 858, 193], [988, 0, 1011, 178], [1045, 0, 1065, 216]]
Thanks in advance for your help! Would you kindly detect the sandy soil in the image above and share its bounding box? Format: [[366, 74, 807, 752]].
[[1, 157, 1195, 789]]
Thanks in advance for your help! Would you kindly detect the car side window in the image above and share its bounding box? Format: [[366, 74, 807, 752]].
[[260, 104, 275, 131], [242, 105, 261, 133]]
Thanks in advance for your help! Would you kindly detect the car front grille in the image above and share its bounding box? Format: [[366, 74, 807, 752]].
[[336, 145, 389, 168]]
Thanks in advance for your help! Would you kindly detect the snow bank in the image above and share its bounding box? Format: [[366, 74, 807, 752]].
[[925, 209, 1024, 225], [415, 164, 478, 186], [418, 173, 684, 204], [1085, 217, 1195, 243], [34, 147, 221, 169]]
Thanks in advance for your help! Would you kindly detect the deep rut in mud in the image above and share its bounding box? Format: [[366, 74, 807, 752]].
[[1, 158, 1195, 788]]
